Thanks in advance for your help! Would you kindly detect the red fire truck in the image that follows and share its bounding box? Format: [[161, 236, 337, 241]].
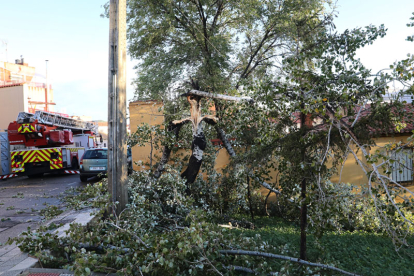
[[5, 111, 99, 178]]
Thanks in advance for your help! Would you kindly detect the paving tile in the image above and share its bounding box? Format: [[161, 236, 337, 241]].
[[9, 256, 38, 271], [55, 210, 95, 238], [0, 245, 17, 257], [0, 253, 28, 271], [1, 247, 22, 258], [0, 256, 12, 262]]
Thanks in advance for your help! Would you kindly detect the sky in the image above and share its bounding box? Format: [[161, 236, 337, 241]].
[[0, 0, 413, 121]]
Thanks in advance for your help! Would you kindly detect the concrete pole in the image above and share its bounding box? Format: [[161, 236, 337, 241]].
[[45, 60, 49, 112], [108, 0, 128, 214]]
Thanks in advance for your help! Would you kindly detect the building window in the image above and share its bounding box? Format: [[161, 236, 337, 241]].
[[390, 148, 413, 183]]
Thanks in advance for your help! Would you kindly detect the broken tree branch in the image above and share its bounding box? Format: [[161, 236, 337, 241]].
[[183, 89, 254, 104], [219, 250, 360, 276], [154, 121, 187, 179], [181, 95, 219, 185], [215, 125, 281, 195]]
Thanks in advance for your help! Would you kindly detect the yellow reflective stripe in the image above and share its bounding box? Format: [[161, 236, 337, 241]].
[[24, 151, 36, 162], [36, 151, 49, 162]]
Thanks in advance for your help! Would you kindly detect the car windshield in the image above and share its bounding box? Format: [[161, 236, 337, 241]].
[[83, 149, 107, 159]]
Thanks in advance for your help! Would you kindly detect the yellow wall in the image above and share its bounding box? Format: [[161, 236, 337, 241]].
[[129, 100, 233, 173], [128, 100, 372, 185], [331, 144, 369, 186], [129, 100, 165, 170], [128, 102, 414, 200]]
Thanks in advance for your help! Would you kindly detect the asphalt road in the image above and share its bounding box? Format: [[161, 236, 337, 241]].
[[0, 173, 101, 245]]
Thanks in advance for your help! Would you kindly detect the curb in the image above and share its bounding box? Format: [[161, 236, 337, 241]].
[[19, 268, 73, 276], [19, 268, 116, 276]]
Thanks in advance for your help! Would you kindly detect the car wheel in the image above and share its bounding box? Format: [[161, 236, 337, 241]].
[[80, 175, 88, 182]]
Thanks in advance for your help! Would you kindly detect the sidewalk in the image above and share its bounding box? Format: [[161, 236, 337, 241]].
[[0, 244, 37, 276], [0, 208, 97, 275]]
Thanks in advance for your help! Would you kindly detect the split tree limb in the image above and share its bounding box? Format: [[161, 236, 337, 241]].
[[215, 125, 237, 157], [184, 89, 254, 104], [219, 250, 360, 276], [180, 95, 219, 184]]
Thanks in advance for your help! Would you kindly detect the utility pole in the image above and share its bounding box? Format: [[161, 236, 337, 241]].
[[108, 0, 128, 214], [45, 60, 49, 112]]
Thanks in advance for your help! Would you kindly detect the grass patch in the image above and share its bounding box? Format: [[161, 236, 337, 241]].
[[230, 217, 414, 276]]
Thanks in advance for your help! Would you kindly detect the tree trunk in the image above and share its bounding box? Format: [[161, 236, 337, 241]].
[[299, 107, 307, 261], [181, 123, 207, 184], [247, 173, 254, 221], [154, 122, 185, 179], [300, 178, 307, 260], [179, 95, 218, 186]]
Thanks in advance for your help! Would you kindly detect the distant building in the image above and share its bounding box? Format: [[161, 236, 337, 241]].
[[71, 115, 93, 122], [0, 59, 56, 130], [96, 121, 108, 147]]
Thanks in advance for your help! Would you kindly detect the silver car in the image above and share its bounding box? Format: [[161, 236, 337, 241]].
[[80, 148, 108, 182]]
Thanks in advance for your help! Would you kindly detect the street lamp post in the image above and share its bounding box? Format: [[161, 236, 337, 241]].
[[45, 60, 49, 112]]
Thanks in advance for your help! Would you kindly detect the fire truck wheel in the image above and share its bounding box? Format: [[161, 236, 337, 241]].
[[80, 175, 88, 182]]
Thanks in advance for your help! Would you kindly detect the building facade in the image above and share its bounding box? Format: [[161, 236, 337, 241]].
[[0, 59, 55, 130]]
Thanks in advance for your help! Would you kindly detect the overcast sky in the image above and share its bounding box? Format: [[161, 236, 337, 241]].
[[0, 0, 413, 120]]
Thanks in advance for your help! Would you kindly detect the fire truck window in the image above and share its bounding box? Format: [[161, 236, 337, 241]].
[[14, 155, 23, 162], [50, 152, 59, 159]]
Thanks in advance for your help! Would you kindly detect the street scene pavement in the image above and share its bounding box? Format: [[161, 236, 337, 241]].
[[0, 173, 101, 275]]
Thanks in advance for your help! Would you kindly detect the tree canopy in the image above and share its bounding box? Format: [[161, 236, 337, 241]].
[[127, 0, 333, 100], [10, 2, 414, 276], [104, 0, 414, 273]]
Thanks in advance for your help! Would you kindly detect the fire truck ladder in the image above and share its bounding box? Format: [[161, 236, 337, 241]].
[[16, 111, 98, 133]]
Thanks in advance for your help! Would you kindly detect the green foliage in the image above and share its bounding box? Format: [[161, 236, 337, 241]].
[[64, 182, 109, 211], [11, 171, 274, 275], [127, 0, 332, 100], [406, 12, 414, 42], [10, 167, 414, 275], [40, 205, 64, 220]]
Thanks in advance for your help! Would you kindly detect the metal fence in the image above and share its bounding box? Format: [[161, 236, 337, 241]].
[[389, 148, 413, 185], [0, 132, 10, 176]]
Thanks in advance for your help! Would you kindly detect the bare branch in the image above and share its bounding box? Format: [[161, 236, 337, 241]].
[[154, 122, 186, 179], [215, 126, 281, 195], [225, 265, 255, 274], [184, 89, 254, 103], [219, 250, 361, 276], [106, 222, 149, 248]]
